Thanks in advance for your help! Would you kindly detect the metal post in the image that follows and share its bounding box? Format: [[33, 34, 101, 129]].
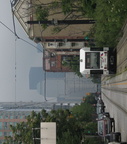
[[26, 19, 96, 25]]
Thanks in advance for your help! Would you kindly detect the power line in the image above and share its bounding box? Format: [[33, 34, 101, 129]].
[[10, 0, 17, 106], [10, 0, 17, 37], [14, 38, 17, 105], [0, 20, 59, 102], [0, 21, 43, 52], [0, 21, 15, 35]]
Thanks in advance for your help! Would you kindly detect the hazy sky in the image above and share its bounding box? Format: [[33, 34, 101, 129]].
[[0, 1, 44, 102], [0, 1, 96, 103]]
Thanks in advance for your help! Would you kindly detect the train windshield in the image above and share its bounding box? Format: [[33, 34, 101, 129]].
[[85, 52, 100, 69]]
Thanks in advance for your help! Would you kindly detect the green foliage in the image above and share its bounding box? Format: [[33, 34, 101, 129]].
[[35, 6, 49, 29], [83, 137, 102, 144], [93, 0, 127, 47], [57, 130, 81, 144], [36, 6, 49, 20], [3, 98, 98, 144], [79, 0, 96, 17], [71, 102, 94, 122], [52, 26, 62, 34], [61, 0, 72, 14], [4, 109, 83, 144], [4, 111, 42, 144], [85, 94, 97, 105], [83, 122, 97, 134], [34, 0, 127, 47], [62, 56, 83, 77], [90, 74, 101, 84], [49, 1, 60, 9]]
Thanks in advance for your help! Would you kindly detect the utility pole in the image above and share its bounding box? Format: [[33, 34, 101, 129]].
[[32, 128, 40, 144], [64, 72, 66, 95], [44, 69, 47, 101], [26, 19, 96, 25]]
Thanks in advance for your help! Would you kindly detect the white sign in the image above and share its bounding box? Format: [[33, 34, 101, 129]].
[[40, 122, 56, 144]]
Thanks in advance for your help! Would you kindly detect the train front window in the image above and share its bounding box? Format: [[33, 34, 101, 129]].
[[85, 52, 100, 69]]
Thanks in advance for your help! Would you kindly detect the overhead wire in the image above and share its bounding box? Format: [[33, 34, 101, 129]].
[[0, 1, 47, 112], [10, 0, 17, 107], [1, 0, 47, 105], [0, 20, 43, 53], [0, 20, 58, 102], [5, 1, 81, 103], [14, 37, 17, 106]]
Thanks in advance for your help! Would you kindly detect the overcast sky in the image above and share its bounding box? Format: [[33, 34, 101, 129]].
[[0, 1, 96, 103], [0, 1, 43, 102]]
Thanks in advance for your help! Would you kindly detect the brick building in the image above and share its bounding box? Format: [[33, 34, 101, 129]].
[[0, 110, 29, 143], [0, 102, 47, 143]]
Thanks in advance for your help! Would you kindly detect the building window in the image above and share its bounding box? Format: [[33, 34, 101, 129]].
[[58, 42, 65, 47], [84, 42, 88, 46], [71, 42, 76, 47], [47, 43, 57, 48], [4, 132, 7, 136], [4, 122, 7, 129], [10, 132, 12, 136], [9, 122, 13, 126], [10, 115, 12, 119], [51, 61, 56, 67], [0, 132, 2, 136], [0, 122, 2, 129], [12, 122, 17, 126], [5, 115, 8, 119]]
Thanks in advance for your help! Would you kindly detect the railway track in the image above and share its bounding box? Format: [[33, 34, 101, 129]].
[[101, 20, 127, 141], [117, 18, 127, 52], [102, 90, 127, 115], [102, 87, 127, 141], [102, 86, 127, 94]]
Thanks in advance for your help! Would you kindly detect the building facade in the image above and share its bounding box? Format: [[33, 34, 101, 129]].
[[0, 110, 29, 143], [42, 41, 89, 72], [13, 0, 93, 41], [0, 102, 50, 143], [13, 0, 94, 72]]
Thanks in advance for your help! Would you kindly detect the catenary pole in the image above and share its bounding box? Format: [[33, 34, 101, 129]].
[[26, 19, 96, 25]]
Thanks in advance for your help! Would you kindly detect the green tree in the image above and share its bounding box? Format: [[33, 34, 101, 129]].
[[83, 122, 97, 135], [4, 109, 82, 144], [4, 97, 98, 144], [57, 130, 81, 144], [33, 0, 95, 32], [93, 0, 127, 47], [35, 6, 49, 29], [85, 94, 97, 105], [83, 137, 102, 144], [31, 0, 127, 46], [62, 56, 83, 77], [90, 74, 101, 84], [71, 102, 94, 122], [4, 111, 40, 144]]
